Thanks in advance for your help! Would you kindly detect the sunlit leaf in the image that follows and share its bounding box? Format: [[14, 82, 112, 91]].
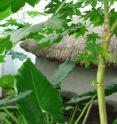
[[0, 37, 13, 54], [0, 75, 14, 88]]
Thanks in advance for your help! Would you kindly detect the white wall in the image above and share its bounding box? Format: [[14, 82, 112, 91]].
[[36, 57, 117, 101]]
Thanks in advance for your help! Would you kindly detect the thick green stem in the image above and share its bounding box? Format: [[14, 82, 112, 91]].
[[96, 1, 110, 124], [96, 56, 108, 124]]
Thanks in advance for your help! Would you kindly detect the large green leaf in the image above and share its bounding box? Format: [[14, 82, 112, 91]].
[[0, 75, 14, 88], [0, 0, 11, 12], [11, 0, 38, 12], [51, 61, 75, 86], [15, 59, 64, 124], [0, 8, 12, 20], [11, 0, 25, 12]]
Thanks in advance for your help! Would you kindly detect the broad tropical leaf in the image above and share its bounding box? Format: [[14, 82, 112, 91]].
[[11, 0, 39, 12], [0, 8, 12, 20], [11, 0, 25, 13], [15, 59, 64, 124], [51, 61, 75, 86], [0, 0, 11, 12]]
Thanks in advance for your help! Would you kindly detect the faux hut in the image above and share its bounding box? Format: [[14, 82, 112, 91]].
[[20, 34, 117, 124]]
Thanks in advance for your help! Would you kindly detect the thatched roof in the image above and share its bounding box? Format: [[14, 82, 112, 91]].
[[20, 35, 117, 63]]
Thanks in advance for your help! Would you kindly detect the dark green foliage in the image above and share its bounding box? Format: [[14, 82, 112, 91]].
[[113, 119, 117, 124], [15, 59, 64, 124], [0, 18, 30, 28], [0, 0, 11, 12], [110, 9, 117, 36], [76, 33, 102, 67], [83, 7, 104, 26], [0, 91, 31, 106]]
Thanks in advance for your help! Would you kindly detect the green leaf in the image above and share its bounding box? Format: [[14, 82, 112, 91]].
[[110, 9, 117, 36], [11, 0, 39, 12], [10, 16, 64, 42], [51, 61, 75, 86], [0, 8, 12, 20], [39, 32, 62, 48], [0, 55, 5, 63], [68, 83, 117, 104], [27, 11, 47, 17], [86, 33, 100, 43], [109, 0, 116, 5], [69, 23, 88, 37], [103, 49, 117, 63], [0, 0, 11, 12], [16, 59, 64, 123], [113, 119, 117, 124], [83, 7, 104, 26], [11, 0, 25, 13], [0, 75, 14, 88], [10, 23, 43, 42], [0, 0, 40, 14], [0, 90, 32, 106], [26, 0, 39, 6], [0, 37, 13, 54], [44, 16, 64, 29], [9, 51, 27, 61], [1, 18, 30, 28], [76, 34, 102, 67]]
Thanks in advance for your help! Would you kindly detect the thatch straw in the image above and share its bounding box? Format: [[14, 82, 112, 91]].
[[20, 34, 117, 63]]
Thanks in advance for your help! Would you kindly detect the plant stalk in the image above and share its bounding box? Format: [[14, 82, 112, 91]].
[[96, 56, 108, 124], [96, 1, 110, 124]]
